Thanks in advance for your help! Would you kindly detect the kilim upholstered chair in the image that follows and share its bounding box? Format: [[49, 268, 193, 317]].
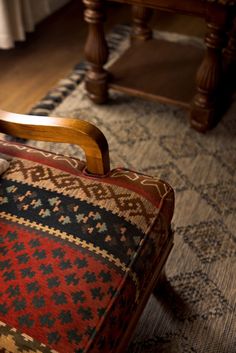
[[0, 110, 174, 353], [83, 0, 236, 132]]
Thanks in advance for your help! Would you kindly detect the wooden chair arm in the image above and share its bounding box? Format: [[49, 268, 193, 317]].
[[0, 110, 110, 175]]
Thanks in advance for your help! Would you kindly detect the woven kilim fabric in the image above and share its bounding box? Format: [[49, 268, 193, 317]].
[[0, 140, 174, 353]]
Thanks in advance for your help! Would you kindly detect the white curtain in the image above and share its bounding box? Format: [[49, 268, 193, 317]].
[[0, 0, 70, 49]]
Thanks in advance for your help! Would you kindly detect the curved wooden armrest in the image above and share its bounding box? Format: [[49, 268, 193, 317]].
[[0, 110, 110, 175]]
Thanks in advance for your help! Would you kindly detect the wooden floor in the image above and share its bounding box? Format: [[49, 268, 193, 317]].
[[0, 0, 205, 114]]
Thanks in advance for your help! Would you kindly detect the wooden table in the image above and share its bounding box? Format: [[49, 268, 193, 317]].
[[83, 0, 236, 132]]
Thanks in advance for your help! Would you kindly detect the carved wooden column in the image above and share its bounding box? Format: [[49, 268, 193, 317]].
[[191, 20, 226, 132], [83, 0, 109, 104], [131, 5, 153, 42]]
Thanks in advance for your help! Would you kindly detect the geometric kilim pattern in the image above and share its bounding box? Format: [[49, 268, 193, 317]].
[[4, 158, 164, 231], [164, 270, 233, 322], [178, 220, 236, 264], [0, 219, 130, 353], [198, 181, 236, 217], [0, 140, 174, 353], [0, 178, 145, 265], [0, 320, 55, 353]]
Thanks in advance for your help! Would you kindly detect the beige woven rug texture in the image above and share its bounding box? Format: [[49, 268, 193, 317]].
[[28, 29, 236, 353]]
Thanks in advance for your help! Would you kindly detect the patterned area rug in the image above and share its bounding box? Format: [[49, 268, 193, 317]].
[[28, 26, 236, 353]]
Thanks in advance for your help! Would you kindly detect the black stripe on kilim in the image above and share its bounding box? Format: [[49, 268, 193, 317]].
[[0, 178, 143, 265]]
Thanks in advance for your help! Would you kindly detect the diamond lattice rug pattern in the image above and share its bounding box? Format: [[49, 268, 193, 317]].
[[28, 26, 236, 353]]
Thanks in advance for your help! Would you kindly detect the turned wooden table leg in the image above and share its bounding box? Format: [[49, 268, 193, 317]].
[[83, 0, 109, 104], [191, 20, 226, 132], [131, 5, 153, 42]]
